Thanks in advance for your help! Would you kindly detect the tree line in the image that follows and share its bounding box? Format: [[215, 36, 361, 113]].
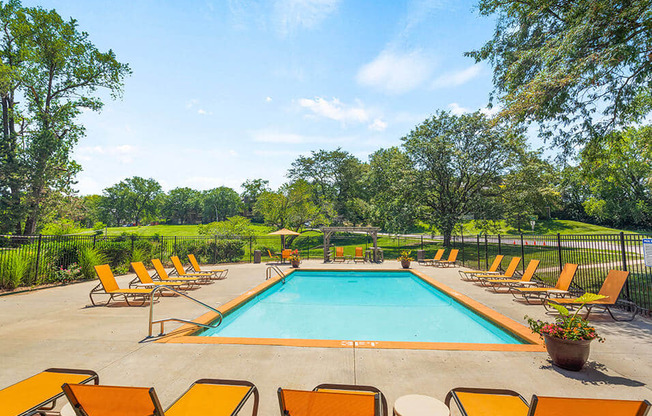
[[1, 0, 650, 238]]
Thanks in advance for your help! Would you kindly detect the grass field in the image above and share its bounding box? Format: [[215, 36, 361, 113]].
[[77, 219, 642, 238]]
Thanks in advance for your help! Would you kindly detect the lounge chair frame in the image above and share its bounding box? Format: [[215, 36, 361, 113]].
[[5, 368, 98, 416], [484, 259, 542, 293], [423, 249, 445, 266], [433, 249, 459, 267], [477, 257, 522, 287], [544, 270, 638, 321], [512, 263, 578, 304], [278, 383, 386, 416], [186, 254, 228, 279], [444, 387, 528, 416], [168, 256, 214, 283], [458, 255, 504, 280], [90, 265, 158, 307], [150, 258, 206, 286]]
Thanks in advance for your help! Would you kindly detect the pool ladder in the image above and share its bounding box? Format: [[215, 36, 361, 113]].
[[266, 265, 286, 281], [147, 285, 223, 337]]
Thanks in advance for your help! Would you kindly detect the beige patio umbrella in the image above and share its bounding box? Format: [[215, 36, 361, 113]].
[[268, 228, 300, 249]]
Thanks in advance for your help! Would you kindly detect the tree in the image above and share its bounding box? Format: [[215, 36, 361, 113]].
[[162, 187, 202, 224], [0, 1, 130, 234], [240, 178, 269, 222], [468, 0, 652, 151], [580, 126, 652, 228], [402, 110, 524, 245], [254, 180, 330, 232], [288, 148, 367, 223], [500, 151, 561, 231], [99, 177, 161, 226], [367, 147, 418, 233], [202, 187, 242, 222]]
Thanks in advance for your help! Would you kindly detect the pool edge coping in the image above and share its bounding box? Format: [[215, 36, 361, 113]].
[[155, 268, 546, 352]]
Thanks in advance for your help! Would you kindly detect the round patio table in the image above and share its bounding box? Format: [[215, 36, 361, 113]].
[[393, 394, 450, 416]]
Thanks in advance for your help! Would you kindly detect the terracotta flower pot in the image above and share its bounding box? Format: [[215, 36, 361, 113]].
[[401, 260, 410, 269], [291, 260, 300, 268], [544, 335, 592, 371]]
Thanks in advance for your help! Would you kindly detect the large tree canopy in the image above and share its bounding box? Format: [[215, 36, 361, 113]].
[[0, 0, 130, 234], [469, 0, 652, 151], [402, 110, 524, 244]]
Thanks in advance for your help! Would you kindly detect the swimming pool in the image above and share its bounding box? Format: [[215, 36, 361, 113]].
[[162, 269, 543, 351]]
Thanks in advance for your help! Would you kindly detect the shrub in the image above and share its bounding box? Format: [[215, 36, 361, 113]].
[[78, 247, 108, 280], [97, 240, 131, 269], [49, 263, 83, 284], [45, 242, 84, 270], [0, 251, 31, 289]]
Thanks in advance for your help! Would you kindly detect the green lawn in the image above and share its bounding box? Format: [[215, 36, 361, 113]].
[[418, 219, 641, 236]]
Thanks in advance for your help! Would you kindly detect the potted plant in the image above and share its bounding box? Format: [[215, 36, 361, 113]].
[[526, 293, 606, 371], [288, 250, 301, 268], [397, 250, 413, 269]]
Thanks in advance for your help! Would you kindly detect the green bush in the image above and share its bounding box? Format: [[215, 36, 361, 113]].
[[0, 251, 31, 289], [78, 247, 107, 280], [45, 242, 84, 270], [97, 241, 131, 269]]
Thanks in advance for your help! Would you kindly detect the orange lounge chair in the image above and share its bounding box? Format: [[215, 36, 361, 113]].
[[334, 247, 345, 262], [512, 263, 578, 304], [90, 264, 157, 306], [445, 387, 529, 416], [445, 387, 651, 416], [484, 259, 541, 292], [527, 395, 650, 416], [278, 383, 387, 416], [434, 249, 459, 267], [169, 256, 213, 283], [0, 368, 98, 416], [267, 249, 282, 263], [459, 255, 504, 280], [354, 247, 366, 263], [545, 270, 637, 321], [476, 257, 521, 286], [151, 258, 207, 285], [424, 249, 445, 266], [129, 261, 190, 291], [63, 378, 259, 416], [187, 254, 228, 279]]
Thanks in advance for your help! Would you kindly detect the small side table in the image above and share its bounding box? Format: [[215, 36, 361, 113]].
[[393, 394, 450, 416]]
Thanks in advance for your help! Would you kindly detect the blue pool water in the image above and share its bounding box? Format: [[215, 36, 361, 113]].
[[199, 270, 524, 344]]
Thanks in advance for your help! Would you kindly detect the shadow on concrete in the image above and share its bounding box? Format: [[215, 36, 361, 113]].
[[540, 360, 646, 387]]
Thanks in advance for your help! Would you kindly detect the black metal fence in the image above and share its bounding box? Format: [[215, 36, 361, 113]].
[[1, 232, 650, 316]]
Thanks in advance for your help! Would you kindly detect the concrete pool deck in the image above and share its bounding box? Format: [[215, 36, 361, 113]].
[[1, 260, 650, 414]]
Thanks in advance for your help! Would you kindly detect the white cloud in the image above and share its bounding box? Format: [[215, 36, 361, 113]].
[[197, 109, 213, 115], [265, 96, 273, 103], [431, 64, 482, 89], [274, 0, 340, 36], [186, 99, 199, 109], [298, 97, 368, 123], [448, 103, 469, 115], [368, 118, 387, 131], [76, 144, 136, 164], [357, 49, 435, 94]]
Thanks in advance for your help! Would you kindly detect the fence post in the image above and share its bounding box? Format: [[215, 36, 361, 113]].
[[174, 236, 177, 256], [420, 235, 423, 250], [34, 234, 42, 282], [484, 234, 489, 269], [461, 234, 465, 266], [249, 236, 252, 263], [476, 234, 480, 269], [307, 236, 310, 260], [619, 232, 631, 300], [497, 234, 501, 254], [520, 234, 525, 270], [214, 235, 218, 263], [93, 234, 96, 249], [557, 233, 563, 272]]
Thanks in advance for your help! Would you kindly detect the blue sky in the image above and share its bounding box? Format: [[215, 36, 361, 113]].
[[28, 0, 502, 195]]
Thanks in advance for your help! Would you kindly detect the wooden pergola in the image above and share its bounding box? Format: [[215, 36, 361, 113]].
[[321, 226, 381, 262]]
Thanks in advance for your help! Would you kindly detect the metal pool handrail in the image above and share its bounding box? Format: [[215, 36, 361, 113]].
[[266, 265, 286, 281], [147, 285, 223, 337]]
